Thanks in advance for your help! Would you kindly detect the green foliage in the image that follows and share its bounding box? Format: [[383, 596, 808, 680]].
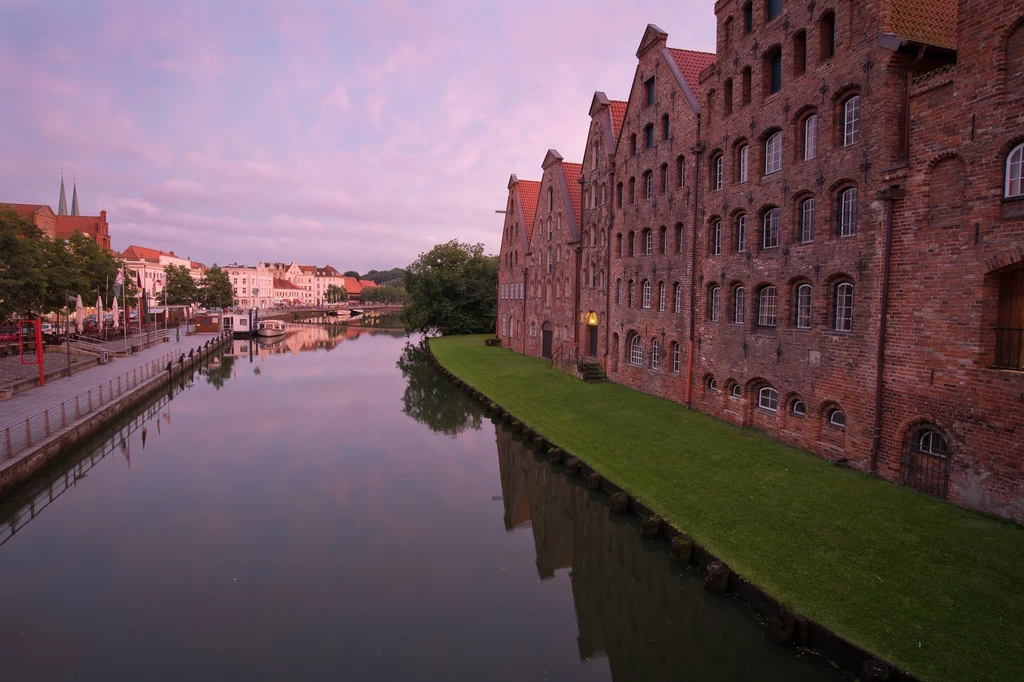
[[199, 266, 234, 308], [343, 270, 359, 278], [364, 267, 406, 284], [325, 284, 348, 303], [204, 355, 235, 389], [431, 335, 1024, 682], [395, 341, 482, 435], [359, 284, 409, 305], [159, 264, 199, 306], [382, 277, 405, 288], [401, 240, 497, 335], [0, 208, 48, 319]]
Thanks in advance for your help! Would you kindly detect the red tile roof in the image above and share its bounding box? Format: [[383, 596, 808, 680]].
[[121, 245, 167, 261], [273, 278, 301, 290], [342, 276, 363, 293], [1, 203, 50, 219], [609, 100, 627, 140], [298, 265, 316, 274], [666, 48, 716, 98], [561, 162, 582, 225], [516, 179, 541, 243], [887, 0, 957, 50], [358, 279, 377, 290], [317, 265, 342, 277]]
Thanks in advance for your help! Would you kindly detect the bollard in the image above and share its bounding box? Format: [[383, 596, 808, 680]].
[[861, 660, 891, 682], [549, 448, 564, 463], [609, 492, 630, 513], [670, 535, 693, 564], [565, 457, 581, 475], [587, 472, 602, 490], [704, 561, 730, 594], [640, 515, 662, 538]]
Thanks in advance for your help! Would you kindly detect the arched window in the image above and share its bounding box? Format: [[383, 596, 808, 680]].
[[708, 285, 721, 322], [765, 46, 782, 94], [628, 280, 635, 307], [795, 283, 812, 329], [616, 278, 623, 305], [616, 233, 623, 257], [834, 281, 854, 331], [672, 342, 680, 372], [735, 214, 747, 252], [645, 123, 654, 148], [643, 228, 653, 255], [629, 177, 636, 204], [629, 334, 643, 365], [742, 1, 753, 33], [628, 231, 636, 256], [651, 339, 661, 370], [662, 114, 670, 140], [902, 424, 951, 498], [765, 132, 782, 174], [660, 163, 669, 193], [658, 282, 666, 312], [712, 154, 724, 191], [843, 95, 860, 146], [707, 376, 718, 391], [591, 181, 598, 208], [548, 187, 553, 211], [820, 11, 836, 60], [730, 383, 742, 398], [799, 197, 815, 243], [674, 282, 682, 313], [838, 187, 858, 236], [738, 144, 750, 183], [733, 286, 746, 324], [762, 208, 780, 248], [758, 386, 778, 411], [631, 133, 637, 156], [675, 223, 684, 253], [547, 217, 553, 240], [827, 408, 846, 429], [790, 399, 806, 417], [1006, 143, 1023, 199], [644, 170, 654, 200], [660, 225, 668, 254], [724, 78, 734, 115], [617, 182, 623, 208], [711, 220, 723, 255], [758, 285, 778, 327], [803, 114, 818, 160], [642, 280, 652, 309], [677, 155, 686, 187]]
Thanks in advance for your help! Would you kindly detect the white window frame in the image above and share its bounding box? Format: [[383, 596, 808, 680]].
[[645, 172, 654, 200], [708, 377, 718, 391], [1006, 143, 1023, 198], [730, 383, 741, 398], [672, 343, 680, 372], [762, 208, 780, 249], [709, 286, 721, 322], [834, 282, 854, 332], [711, 220, 722, 255], [651, 339, 660, 370], [644, 230, 653, 255], [758, 286, 778, 327], [918, 428, 949, 456], [791, 400, 806, 417], [758, 386, 778, 411], [828, 409, 846, 428], [659, 283, 666, 312], [628, 280, 635, 307], [642, 280, 652, 309], [800, 197, 815, 243], [796, 283, 812, 329], [840, 188, 857, 236], [736, 214, 747, 252], [733, 287, 745, 324], [739, 144, 749, 183], [804, 114, 817, 160], [843, 96, 860, 146], [502, 316, 507, 336], [765, 132, 782, 174], [713, 155, 724, 191], [678, 156, 686, 187], [674, 283, 682, 313], [629, 335, 643, 365]]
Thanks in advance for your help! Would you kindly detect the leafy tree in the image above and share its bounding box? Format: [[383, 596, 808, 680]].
[[204, 355, 235, 389], [0, 208, 47, 319], [66, 232, 120, 303], [396, 341, 482, 436], [383, 276, 405, 288], [325, 284, 348, 303], [364, 267, 406, 284], [343, 270, 360, 278], [401, 240, 498, 335], [360, 284, 410, 305], [159, 264, 199, 306], [199, 266, 234, 308]]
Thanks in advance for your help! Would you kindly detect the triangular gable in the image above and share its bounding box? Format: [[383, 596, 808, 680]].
[[588, 92, 622, 157], [559, 163, 582, 241], [636, 23, 668, 58]]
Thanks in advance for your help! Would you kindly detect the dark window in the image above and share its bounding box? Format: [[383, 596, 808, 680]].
[[743, 2, 753, 33], [995, 267, 1024, 370], [629, 177, 636, 204], [644, 77, 655, 105], [742, 67, 752, 104], [820, 11, 835, 60], [766, 0, 782, 21], [631, 134, 637, 156], [793, 30, 806, 75], [616, 182, 623, 208], [645, 124, 654, 148], [724, 79, 733, 115], [766, 48, 782, 94], [677, 156, 686, 187], [662, 114, 670, 140], [901, 425, 951, 499]]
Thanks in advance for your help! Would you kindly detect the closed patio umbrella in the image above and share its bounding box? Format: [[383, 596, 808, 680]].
[[112, 297, 120, 329], [96, 295, 103, 328], [75, 295, 84, 333]]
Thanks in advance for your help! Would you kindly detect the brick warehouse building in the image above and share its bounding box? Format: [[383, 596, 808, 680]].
[[495, 0, 1024, 523], [498, 174, 540, 352]]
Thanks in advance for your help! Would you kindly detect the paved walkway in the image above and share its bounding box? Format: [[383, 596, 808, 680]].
[[0, 333, 222, 432]]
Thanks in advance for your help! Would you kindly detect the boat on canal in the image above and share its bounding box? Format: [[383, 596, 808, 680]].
[[222, 313, 254, 338], [255, 319, 286, 338]]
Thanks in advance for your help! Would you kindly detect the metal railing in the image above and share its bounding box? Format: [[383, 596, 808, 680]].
[[995, 327, 1024, 370], [2, 332, 228, 461]]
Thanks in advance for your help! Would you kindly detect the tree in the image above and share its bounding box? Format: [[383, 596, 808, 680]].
[[159, 264, 199, 306], [364, 267, 406, 284], [343, 270, 360, 278], [401, 240, 498, 335], [396, 341, 482, 435], [0, 208, 46, 319], [199, 266, 233, 308], [325, 284, 348, 303], [360, 284, 409, 305]]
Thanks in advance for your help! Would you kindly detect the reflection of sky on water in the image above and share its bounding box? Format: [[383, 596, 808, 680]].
[[0, 331, 845, 682]]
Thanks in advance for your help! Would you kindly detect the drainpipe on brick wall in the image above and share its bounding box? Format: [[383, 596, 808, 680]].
[[870, 186, 906, 473], [685, 136, 705, 408], [575, 243, 582, 361], [605, 208, 613, 374], [522, 264, 528, 355]]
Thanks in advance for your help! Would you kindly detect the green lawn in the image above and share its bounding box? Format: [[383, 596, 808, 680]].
[[431, 334, 1024, 682]]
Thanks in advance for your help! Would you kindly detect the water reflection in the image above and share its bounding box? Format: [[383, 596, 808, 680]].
[[397, 341, 484, 436]]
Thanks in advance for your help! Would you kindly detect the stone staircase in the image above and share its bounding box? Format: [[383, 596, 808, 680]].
[[577, 360, 607, 383]]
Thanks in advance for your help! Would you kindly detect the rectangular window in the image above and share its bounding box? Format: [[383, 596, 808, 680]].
[[796, 285, 812, 329], [766, 0, 782, 21], [770, 52, 782, 94], [765, 133, 782, 174], [734, 288, 746, 324], [804, 114, 817, 160], [739, 145, 749, 183], [736, 215, 747, 252], [711, 221, 722, 255], [645, 173, 654, 200], [743, 3, 753, 33], [659, 284, 666, 312], [834, 283, 854, 331], [800, 198, 815, 243], [645, 77, 655, 105], [840, 188, 858, 236], [673, 344, 680, 373], [763, 209, 780, 248], [674, 284, 682, 313], [758, 287, 778, 327], [742, 68, 751, 105], [844, 96, 860, 146], [709, 288, 721, 322], [793, 31, 807, 76], [645, 126, 654, 148], [714, 156, 724, 191]]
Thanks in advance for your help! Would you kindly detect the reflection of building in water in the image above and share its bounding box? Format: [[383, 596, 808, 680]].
[[494, 426, 839, 681]]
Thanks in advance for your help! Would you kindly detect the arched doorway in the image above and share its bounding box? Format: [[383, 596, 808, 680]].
[[541, 322, 553, 359], [585, 311, 599, 357]]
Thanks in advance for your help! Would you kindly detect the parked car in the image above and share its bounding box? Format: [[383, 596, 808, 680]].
[[0, 328, 17, 342]]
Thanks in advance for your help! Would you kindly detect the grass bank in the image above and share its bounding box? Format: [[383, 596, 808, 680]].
[[431, 335, 1024, 682]]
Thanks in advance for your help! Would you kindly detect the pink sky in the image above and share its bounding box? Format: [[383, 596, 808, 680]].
[[0, 0, 717, 271]]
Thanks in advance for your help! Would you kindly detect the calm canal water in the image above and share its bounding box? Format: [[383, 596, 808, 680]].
[[0, 323, 846, 681]]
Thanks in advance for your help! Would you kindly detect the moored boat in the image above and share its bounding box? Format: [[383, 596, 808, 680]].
[[255, 320, 286, 338]]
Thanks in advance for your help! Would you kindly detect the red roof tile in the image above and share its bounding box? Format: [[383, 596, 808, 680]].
[[516, 179, 541, 243], [887, 0, 957, 50], [609, 100, 627, 140], [273, 278, 301, 290], [561, 162, 582, 225], [1, 203, 51, 219], [666, 48, 716, 99], [342, 276, 363, 293], [121, 245, 167, 261], [298, 265, 316, 274], [358, 279, 377, 290]]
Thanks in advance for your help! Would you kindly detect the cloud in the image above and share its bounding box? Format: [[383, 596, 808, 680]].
[[320, 83, 350, 112]]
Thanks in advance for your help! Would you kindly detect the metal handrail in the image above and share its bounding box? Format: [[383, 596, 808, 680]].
[[2, 332, 228, 461]]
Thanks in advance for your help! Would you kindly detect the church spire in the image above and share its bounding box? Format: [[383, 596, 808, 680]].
[[58, 172, 68, 215], [71, 178, 79, 216]]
